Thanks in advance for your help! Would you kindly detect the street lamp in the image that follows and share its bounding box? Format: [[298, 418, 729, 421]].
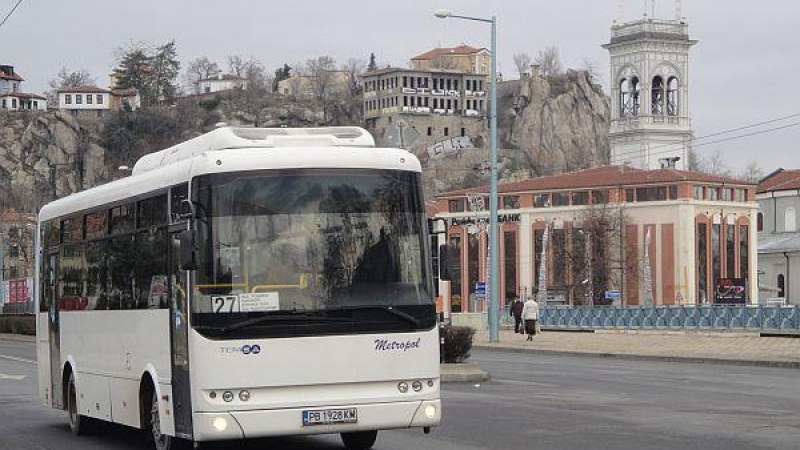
[[435, 8, 500, 342]]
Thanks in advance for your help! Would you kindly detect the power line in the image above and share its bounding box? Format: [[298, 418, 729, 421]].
[[611, 120, 800, 164], [610, 111, 800, 162], [0, 0, 24, 29]]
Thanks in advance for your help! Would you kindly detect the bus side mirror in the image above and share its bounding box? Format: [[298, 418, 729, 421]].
[[178, 199, 195, 220], [439, 244, 452, 281], [179, 230, 198, 271]]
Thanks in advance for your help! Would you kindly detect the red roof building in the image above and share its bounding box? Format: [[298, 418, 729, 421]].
[[430, 165, 758, 313]]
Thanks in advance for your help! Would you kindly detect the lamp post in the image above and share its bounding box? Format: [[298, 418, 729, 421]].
[[435, 9, 499, 342]]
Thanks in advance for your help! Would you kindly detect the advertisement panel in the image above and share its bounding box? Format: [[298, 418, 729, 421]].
[[714, 278, 747, 304]]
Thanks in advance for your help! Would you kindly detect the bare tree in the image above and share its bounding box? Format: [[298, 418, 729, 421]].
[[428, 55, 458, 71], [305, 55, 337, 103], [513, 53, 532, 79], [183, 56, 219, 94], [535, 46, 563, 77], [46, 67, 96, 107], [696, 150, 733, 177], [739, 161, 764, 182], [342, 58, 366, 96], [581, 58, 602, 84]]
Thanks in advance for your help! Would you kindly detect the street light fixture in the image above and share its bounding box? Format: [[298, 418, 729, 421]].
[[435, 8, 499, 342]]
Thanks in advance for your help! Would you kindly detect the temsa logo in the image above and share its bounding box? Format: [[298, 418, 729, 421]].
[[219, 344, 262, 355]]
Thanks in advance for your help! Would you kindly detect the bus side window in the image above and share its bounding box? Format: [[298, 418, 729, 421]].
[[170, 184, 189, 223]]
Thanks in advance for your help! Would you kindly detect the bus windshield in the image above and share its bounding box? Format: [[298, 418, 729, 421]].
[[191, 168, 435, 339]]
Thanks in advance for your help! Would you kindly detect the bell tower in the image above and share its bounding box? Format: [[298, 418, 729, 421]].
[[603, 0, 697, 169]]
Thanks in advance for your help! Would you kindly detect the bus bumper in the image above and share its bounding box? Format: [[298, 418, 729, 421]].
[[193, 399, 441, 441]]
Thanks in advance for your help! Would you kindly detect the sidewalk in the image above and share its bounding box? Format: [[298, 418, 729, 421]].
[[474, 329, 800, 369]]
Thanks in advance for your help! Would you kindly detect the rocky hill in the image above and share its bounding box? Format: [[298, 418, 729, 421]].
[[0, 74, 609, 212]]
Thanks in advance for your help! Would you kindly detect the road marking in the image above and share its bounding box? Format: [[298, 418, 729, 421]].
[[0, 373, 26, 380], [0, 354, 36, 365]]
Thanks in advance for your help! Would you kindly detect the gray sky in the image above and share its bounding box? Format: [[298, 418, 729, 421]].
[[3, 0, 798, 174]]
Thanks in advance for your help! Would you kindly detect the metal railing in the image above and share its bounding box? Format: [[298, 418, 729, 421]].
[[528, 305, 800, 333]]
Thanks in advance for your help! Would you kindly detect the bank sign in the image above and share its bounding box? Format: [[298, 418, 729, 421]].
[[714, 278, 747, 304]]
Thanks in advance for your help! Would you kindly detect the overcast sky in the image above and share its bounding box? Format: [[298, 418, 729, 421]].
[[3, 0, 798, 174]]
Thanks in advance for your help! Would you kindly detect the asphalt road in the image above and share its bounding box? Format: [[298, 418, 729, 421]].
[[1, 340, 798, 450]]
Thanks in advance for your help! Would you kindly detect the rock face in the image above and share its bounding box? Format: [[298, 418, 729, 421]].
[[419, 70, 611, 196], [500, 69, 610, 176], [0, 111, 107, 212]]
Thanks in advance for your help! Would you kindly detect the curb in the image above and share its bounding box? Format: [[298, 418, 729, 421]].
[[0, 333, 35, 343], [440, 363, 491, 383], [474, 345, 800, 370]]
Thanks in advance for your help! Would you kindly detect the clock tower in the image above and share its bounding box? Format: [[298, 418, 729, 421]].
[[603, 2, 697, 169]]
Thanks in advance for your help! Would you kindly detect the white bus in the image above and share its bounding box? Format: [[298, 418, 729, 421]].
[[36, 126, 441, 450]]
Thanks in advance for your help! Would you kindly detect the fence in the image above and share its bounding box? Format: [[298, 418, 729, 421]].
[[527, 305, 800, 333]]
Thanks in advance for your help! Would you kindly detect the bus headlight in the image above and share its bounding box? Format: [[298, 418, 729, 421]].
[[397, 382, 409, 393], [238, 390, 251, 402], [212, 416, 228, 431], [222, 391, 234, 402], [412, 381, 423, 392], [424, 404, 437, 419]]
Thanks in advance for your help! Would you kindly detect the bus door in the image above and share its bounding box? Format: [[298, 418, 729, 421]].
[[46, 252, 62, 409], [169, 228, 193, 438]]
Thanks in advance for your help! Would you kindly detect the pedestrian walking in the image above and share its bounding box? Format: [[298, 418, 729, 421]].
[[510, 296, 524, 334], [521, 296, 539, 341]]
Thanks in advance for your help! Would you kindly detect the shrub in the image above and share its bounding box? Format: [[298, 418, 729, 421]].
[[0, 316, 36, 335], [440, 325, 476, 363]]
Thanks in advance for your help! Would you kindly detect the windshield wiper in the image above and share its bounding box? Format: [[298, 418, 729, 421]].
[[219, 312, 353, 333], [334, 305, 421, 327]]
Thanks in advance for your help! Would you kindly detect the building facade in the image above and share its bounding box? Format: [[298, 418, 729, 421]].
[[277, 71, 350, 99], [430, 166, 758, 312], [197, 73, 248, 94], [410, 45, 491, 75], [757, 169, 800, 305], [58, 85, 140, 118], [603, 16, 696, 170], [0, 65, 47, 111]]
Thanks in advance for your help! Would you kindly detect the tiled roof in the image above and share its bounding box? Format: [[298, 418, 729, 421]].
[[362, 66, 479, 77], [199, 74, 245, 82], [412, 45, 488, 60], [57, 85, 111, 94], [0, 92, 46, 100], [758, 168, 800, 193], [438, 165, 755, 197], [759, 232, 800, 254], [0, 69, 24, 81], [0, 210, 36, 223]]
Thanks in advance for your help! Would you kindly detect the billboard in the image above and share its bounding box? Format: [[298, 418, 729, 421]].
[[714, 278, 747, 304]]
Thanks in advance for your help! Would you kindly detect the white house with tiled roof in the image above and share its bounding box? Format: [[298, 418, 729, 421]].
[[57, 85, 140, 117], [0, 64, 47, 111], [196, 73, 248, 94], [430, 165, 758, 312]]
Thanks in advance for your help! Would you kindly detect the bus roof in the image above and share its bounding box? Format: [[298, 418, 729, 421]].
[[132, 126, 375, 175]]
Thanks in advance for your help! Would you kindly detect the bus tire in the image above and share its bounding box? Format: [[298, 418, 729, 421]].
[[148, 390, 189, 450], [341, 430, 378, 450], [67, 372, 94, 436]]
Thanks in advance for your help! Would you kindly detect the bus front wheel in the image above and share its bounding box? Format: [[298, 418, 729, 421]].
[[148, 391, 189, 450], [341, 430, 378, 450], [67, 372, 94, 435]]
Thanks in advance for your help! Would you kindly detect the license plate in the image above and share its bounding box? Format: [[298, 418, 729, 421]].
[[302, 408, 358, 426]]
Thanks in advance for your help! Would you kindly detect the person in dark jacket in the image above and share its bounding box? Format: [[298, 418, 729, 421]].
[[510, 296, 524, 334]]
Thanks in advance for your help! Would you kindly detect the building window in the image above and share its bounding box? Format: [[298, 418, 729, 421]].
[[551, 192, 569, 207], [468, 233, 480, 307], [448, 199, 465, 213], [460, 127, 466, 137], [785, 207, 797, 232], [503, 231, 517, 303], [86, 94, 93, 104], [502, 196, 519, 209], [444, 127, 449, 137], [697, 223, 708, 303], [778, 274, 785, 298], [708, 188, 719, 201], [739, 224, 749, 280], [534, 194, 550, 208], [11, 99, 16, 109], [572, 192, 589, 206], [625, 189, 635, 202], [450, 235, 463, 311], [721, 188, 733, 202], [427, 126, 432, 136], [552, 229, 566, 288], [76, 94, 83, 105], [712, 222, 721, 288], [591, 190, 608, 204], [635, 186, 668, 202], [726, 224, 735, 277], [533, 228, 545, 289], [757, 212, 764, 232], [669, 185, 678, 200], [402, 76, 407, 88]]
